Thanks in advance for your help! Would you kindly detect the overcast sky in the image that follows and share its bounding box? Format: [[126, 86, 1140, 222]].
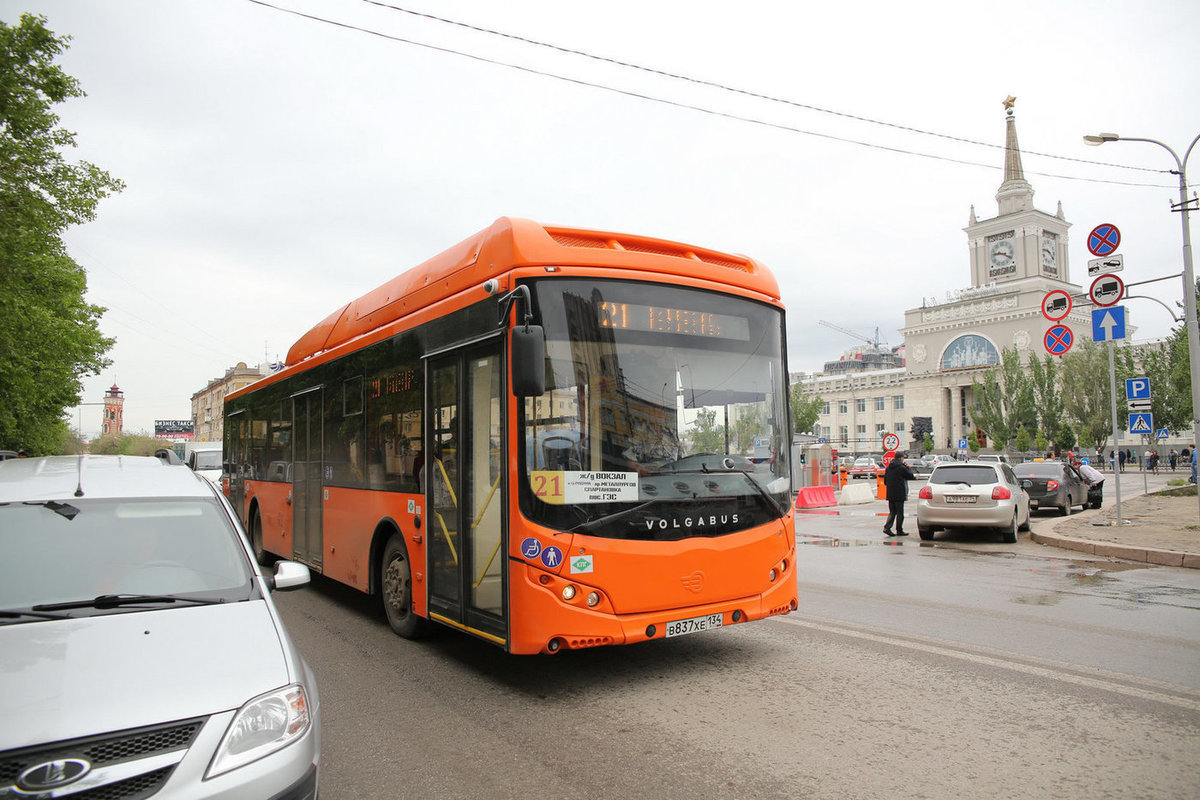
[[4, 0, 1198, 438]]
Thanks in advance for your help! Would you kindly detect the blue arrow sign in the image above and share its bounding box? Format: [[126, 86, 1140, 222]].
[[1125, 377, 1151, 400], [1128, 413, 1153, 434], [1092, 306, 1127, 342]]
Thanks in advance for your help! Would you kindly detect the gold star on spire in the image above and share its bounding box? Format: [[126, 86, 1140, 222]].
[[1003, 95, 1017, 110]]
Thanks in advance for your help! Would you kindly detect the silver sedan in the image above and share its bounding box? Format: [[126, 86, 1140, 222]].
[[916, 461, 1031, 543]]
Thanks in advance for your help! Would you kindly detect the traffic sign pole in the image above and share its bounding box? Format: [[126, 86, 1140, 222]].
[[1107, 341, 1122, 525]]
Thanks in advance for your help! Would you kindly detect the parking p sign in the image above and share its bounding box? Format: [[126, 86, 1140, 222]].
[[1125, 377, 1151, 400]]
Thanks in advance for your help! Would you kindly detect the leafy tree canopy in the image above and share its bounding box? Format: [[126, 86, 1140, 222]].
[[0, 14, 121, 453]]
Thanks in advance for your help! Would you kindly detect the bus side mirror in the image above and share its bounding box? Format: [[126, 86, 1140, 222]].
[[511, 325, 546, 397]]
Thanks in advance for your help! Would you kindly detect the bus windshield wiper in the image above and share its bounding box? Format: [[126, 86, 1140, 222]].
[[32, 593, 224, 612], [569, 498, 666, 534], [738, 472, 788, 515]]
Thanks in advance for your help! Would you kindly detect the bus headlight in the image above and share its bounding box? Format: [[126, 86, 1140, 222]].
[[207, 685, 311, 778], [586, 592, 600, 607], [561, 585, 577, 601]]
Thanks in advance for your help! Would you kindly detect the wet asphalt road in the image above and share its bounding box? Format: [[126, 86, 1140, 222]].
[[275, 506, 1200, 799]]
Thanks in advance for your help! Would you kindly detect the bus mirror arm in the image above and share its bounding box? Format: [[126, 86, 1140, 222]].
[[496, 284, 534, 328], [497, 285, 546, 397]]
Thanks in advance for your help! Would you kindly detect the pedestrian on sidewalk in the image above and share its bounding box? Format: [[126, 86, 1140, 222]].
[[882, 453, 916, 537], [1118, 449, 1126, 471], [1169, 448, 1178, 471]]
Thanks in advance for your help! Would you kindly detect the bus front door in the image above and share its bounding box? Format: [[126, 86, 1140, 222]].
[[427, 344, 506, 645], [291, 387, 323, 569]]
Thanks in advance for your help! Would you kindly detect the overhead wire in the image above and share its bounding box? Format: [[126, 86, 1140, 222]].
[[244, 0, 1177, 190], [359, 0, 1160, 176]]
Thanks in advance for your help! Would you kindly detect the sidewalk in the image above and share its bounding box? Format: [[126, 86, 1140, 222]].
[[1030, 485, 1200, 569]]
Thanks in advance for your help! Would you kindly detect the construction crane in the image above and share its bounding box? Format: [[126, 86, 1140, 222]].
[[818, 320, 887, 349]]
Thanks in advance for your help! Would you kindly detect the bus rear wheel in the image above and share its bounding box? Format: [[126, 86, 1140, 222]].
[[251, 509, 275, 567], [381, 532, 428, 639]]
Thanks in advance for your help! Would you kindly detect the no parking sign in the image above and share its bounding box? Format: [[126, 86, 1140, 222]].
[[1044, 324, 1073, 355]]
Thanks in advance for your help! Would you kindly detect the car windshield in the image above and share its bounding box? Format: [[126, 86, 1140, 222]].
[[853, 458, 874, 467], [519, 278, 790, 540], [0, 497, 254, 616], [930, 465, 999, 485], [1015, 463, 1064, 477]]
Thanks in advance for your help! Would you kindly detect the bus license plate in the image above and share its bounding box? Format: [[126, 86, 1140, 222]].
[[945, 495, 977, 504], [665, 613, 724, 638]]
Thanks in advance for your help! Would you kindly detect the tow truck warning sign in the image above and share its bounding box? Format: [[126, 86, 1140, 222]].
[[531, 471, 639, 504]]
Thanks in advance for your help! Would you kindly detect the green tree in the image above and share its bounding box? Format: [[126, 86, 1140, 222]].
[[88, 432, 165, 457], [968, 430, 982, 454], [922, 432, 933, 454], [0, 14, 121, 453], [732, 404, 763, 455], [1140, 296, 1195, 435], [1028, 351, 1061, 441], [1056, 422, 1076, 453], [690, 408, 725, 453], [789, 384, 822, 437], [1059, 339, 1137, 451], [970, 346, 1029, 452], [1014, 424, 1031, 454], [1034, 428, 1049, 455]]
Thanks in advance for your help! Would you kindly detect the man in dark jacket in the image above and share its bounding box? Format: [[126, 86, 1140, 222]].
[[883, 453, 917, 537]]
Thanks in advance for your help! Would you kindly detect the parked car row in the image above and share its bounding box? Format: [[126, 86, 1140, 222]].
[[914, 459, 1101, 543]]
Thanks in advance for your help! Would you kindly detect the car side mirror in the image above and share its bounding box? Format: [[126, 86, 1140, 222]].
[[268, 560, 311, 592], [1021, 480, 1032, 489]]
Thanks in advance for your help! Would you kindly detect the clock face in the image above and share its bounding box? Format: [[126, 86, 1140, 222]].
[[1041, 237, 1057, 267], [990, 240, 1015, 267]]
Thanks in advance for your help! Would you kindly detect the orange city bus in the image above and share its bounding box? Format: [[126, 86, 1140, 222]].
[[224, 217, 797, 654]]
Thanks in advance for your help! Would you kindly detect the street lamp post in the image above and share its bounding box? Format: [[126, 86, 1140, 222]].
[[1085, 131, 1200, 521]]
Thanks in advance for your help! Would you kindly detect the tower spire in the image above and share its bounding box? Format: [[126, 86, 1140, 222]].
[[995, 95, 1034, 215]]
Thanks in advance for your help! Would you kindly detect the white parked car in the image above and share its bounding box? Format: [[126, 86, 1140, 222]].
[[916, 461, 1031, 543], [0, 456, 320, 799]]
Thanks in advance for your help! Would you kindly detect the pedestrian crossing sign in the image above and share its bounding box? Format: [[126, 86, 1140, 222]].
[[1157, 428, 1169, 440], [1128, 413, 1153, 434]]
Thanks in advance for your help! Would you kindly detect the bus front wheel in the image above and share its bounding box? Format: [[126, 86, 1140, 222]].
[[381, 532, 428, 639]]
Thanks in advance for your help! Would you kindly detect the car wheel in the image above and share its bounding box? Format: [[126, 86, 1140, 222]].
[[918, 524, 934, 541], [1001, 513, 1018, 543], [1059, 495, 1072, 516], [251, 509, 275, 567], [1018, 506, 1031, 532], [381, 531, 429, 639]]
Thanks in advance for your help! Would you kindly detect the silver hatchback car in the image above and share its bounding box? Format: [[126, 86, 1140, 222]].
[[0, 456, 320, 799], [916, 461, 1032, 543]]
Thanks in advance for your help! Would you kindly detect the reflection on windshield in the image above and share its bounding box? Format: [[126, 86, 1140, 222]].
[[1, 498, 253, 615], [520, 279, 790, 541]]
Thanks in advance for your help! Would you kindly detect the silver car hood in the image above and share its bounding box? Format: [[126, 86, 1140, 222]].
[[0, 601, 291, 751]]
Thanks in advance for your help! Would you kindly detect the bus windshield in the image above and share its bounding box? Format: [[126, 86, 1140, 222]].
[[520, 278, 790, 540]]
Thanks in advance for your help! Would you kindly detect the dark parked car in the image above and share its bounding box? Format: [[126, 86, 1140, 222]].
[[1013, 461, 1090, 515]]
